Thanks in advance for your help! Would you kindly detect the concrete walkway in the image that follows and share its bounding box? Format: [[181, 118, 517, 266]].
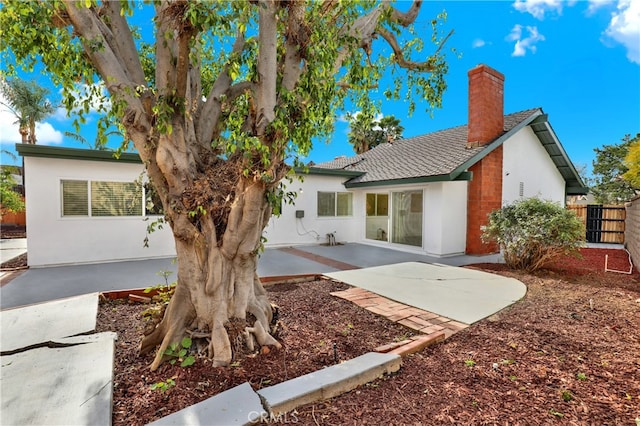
[[0, 237, 27, 264]]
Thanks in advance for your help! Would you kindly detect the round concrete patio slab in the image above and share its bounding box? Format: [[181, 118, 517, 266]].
[[326, 262, 527, 325]]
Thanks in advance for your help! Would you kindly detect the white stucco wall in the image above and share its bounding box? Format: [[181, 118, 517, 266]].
[[262, 174, 360, 246], [423, 181, 468, 256], [267, 177, 469, 257], [502, 126, 566, 206], [24, 156, 175, 267]]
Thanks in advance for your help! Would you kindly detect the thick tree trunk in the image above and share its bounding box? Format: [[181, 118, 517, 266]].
[[139, 180, 281, 371]]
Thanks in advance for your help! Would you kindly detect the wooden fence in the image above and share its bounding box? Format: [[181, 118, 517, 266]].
[[567, 205, 626, 244]]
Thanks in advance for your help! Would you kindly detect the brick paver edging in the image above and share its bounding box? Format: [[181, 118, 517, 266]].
[[330, 287, 469, 344]]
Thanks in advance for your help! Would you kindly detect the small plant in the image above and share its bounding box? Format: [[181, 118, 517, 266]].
[[150, 377, 176, 393], [142, 269, 177, 322], [501, 359, 515, 365], [464, 359, 476, 367], [509, 375, 518, 381], [164, 337, 196, 367], [549, 408, 564, 418], [394, 333, 412, 342], [482, 197, 585, 271], [576, 372, 587, 381], [561, 389, 573, 402], [341, 323, 354, 336]]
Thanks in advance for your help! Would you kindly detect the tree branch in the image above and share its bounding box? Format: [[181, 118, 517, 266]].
[[388, 0, 422, 26], [256, 0, 278, 135], [101, 2, 147, 87], [62, 2, 149, 139], [281, 0, 305, 92], [197, 32, 249, 146], [377, 27, 453, 71]]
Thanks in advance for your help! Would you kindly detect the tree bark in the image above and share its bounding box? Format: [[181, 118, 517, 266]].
[[140, 176, 281, 370]]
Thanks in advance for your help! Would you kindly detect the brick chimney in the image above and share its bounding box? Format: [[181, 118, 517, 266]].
[[465, 64, 505, 255], [467, 65, 505, 148]]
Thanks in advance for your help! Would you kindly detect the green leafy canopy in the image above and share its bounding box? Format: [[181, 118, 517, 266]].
[[0, 1, 452, 165]]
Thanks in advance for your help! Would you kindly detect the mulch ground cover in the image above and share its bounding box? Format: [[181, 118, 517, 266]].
[[96, 247, 640, 425]]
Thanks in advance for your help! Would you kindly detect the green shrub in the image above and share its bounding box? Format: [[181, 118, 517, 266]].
[[481, 198, 585, 271]]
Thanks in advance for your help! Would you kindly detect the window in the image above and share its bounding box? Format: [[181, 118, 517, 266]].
[[91, 181, 142, 216], [60, 179, 144, 217], [61, 180, 89, 216], [317, 191, 353, 217], [366, 193, 388, 216]]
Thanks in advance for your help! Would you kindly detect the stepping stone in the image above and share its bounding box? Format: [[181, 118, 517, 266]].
[[0, 332, 116, 426], [148, 382, 266, 426], [1, 293, 99, 352], [258, 352, 402, 415]]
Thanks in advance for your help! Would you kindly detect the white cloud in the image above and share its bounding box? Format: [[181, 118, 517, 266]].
[[507, 25, 545, 56], [587, 0, 615, 14], [35, 122, 64, 145], [472, 39, 486, 48], [604, 0, 640, 64], [0, 93, 64, 145], [513, 0, 564, 19], [0, 107, 21, 145]]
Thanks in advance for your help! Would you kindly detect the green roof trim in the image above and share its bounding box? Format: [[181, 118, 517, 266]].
[[344, 171, 472, 188], [294, 166, 364, 177], [16, 144, 142, 164], [447, 110, 588, 196], [450, 109, 543, 178]]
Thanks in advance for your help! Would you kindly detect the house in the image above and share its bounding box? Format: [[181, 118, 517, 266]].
[[264, 64, 587, 256], [16, 146, 176, 266], [17, 64, 586, 266]]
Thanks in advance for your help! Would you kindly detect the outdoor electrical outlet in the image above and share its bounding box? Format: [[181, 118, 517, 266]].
[[295, 210, 304, 218]]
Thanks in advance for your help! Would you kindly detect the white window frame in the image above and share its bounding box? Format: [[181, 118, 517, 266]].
[[317, 191, 353, 217], [60, 179, 146, 218]]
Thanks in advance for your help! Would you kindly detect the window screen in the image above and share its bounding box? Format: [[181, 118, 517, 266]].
[[61, 180, 89, 216], [91, 181, 142, 216], [317, 192, 335, 217]]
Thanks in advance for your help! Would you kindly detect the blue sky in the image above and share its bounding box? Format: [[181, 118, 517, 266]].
[[1, 0, 638, 178]]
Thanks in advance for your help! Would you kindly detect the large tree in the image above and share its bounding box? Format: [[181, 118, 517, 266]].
[[592, 133, 639, 204], [623, 135, 640, 190], [0, 0, 451, 370], [0, 78, 55, 144]]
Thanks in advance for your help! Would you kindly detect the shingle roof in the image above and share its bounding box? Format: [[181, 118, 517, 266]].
[[315, 108, 541, 186]]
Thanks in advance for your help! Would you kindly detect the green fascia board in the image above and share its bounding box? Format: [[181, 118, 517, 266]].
[[293, 166, 364, 177], [16, 144, 142, 164], [450, 109, 543, 177], [528, 119, 588, 191], [344, 171, 472, 189], [566, 185, 589, 195]]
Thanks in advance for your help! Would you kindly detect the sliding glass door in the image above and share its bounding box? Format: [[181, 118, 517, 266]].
[[365, 193, 389, 241], [391, 190, 423, 247], [365, 190, 423, 248]]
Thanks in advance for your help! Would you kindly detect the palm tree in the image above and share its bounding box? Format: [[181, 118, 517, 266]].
[[347, 113, 404, 154], [0, 78, 55, 144], [347, 112, 374, 154], [64, 130, 120, 151]]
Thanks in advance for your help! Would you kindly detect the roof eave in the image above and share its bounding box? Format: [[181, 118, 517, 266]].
[[527, 115, 589, 195], [294, 166, 364, 177], [450, 109, 543, 178], [15, 144, 142, 164], [344, 171, 472, 189]]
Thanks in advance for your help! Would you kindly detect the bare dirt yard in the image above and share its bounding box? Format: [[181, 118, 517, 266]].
[[93, 247, 639, 425]]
